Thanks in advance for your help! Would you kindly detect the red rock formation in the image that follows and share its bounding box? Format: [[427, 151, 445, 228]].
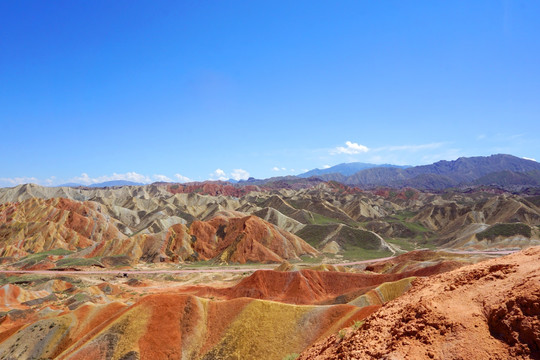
[[298, 246, 540, 360], [189, 215, 319, 263], [0, 198, 124, 257], [166, 181, 261, 197], [182, 259, 465, 305]]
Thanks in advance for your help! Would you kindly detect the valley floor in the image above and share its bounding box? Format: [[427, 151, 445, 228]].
[[1, 248, 533, 360]]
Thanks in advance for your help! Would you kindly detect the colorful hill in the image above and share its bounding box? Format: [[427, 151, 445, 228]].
[[0, 247, 522, 359], [298, 246, 540, 360], [0, 198, 318, 265], [1, 181, 539, 267]]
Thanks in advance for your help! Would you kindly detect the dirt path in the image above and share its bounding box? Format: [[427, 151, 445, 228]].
[[0, 257, 397, 276], [0, 250, 516, 276], [444, 249, 519, 255]]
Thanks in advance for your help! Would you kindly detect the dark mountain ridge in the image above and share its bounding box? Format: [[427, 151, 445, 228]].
[[314, 154, 540, 190], [298, 162, 410, 178]]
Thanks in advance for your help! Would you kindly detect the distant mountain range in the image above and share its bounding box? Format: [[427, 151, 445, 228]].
[[306, 154, 540, 190], [46, 154, 540, 191], [298, 162, 410, 178], [58, 180, 144, 188]]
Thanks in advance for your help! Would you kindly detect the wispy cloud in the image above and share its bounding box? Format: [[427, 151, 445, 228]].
[[0, 176, 40, 187], [230, 169, 250, 181], [0, 172, 194, 188], [174, 173, 192, 183], [69, 172, 154, 185], [271, 166, 290, 172], [208, 168, 250, 181], [372, 142, 445, 152], [331, 141, 369, 155], [210, 169, 228, 181], [153, 174, 173, 182]]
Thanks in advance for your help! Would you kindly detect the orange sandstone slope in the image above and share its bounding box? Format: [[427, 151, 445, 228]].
[[0, 294, 372, 360], [191, 267, 440, 305], [299, 246, 540, 360], [189, 215, 319, 263], [0, 197, 124, 258], [0, 198, 317, 264], [180, 251, 466, 305]]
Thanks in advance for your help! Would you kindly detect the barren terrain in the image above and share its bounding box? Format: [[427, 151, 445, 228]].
[[0, 181, 539, 359]]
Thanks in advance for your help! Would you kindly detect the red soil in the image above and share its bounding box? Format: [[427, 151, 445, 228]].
[[182, 261, 463, 305], [0, 198, 124, 257], [137, 295, 252, 359], [372, 187, 420, 201], [364, 249, 464, 274], [298, 246, 540, 360], [57, 293, 379, 359], [189, 215, 318, 263], [166, 182, 261, 197]]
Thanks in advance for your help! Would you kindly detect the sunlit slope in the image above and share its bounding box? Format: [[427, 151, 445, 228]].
[[0, 198, 317, 264], [0, 294, 374, 360], [299, 246, 540, 360]]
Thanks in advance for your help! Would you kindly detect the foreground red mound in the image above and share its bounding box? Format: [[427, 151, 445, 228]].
[[183, 258, 464, 305], [299, 246, 540, 360]]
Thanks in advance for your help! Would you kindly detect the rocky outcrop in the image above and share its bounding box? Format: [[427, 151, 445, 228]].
[[298, 246, 540, 360]]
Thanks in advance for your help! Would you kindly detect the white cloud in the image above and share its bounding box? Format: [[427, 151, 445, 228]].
[[1, 172, 190, 188], [209, 168, 249, 181], [272, 166, 281, 171], [523, 157, 537, 162], [69, 172, 152, 185], [477, 134, 486, 140], [230, 169, 250, 181], [210, 169, 228, 181], [44, 176, 56, 186], [0, 176, 40, 187], [153, 174, 173, 182], [332, 141, 369, 155], [174, 173, 192, 183], [322, 164, 331, 169]]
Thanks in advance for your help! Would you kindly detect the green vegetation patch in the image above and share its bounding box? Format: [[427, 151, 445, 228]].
[[296, 224, 382, 251], [296, 224, 340, 247], [55, 257, 105, 268], [385, 212, 429, 234], [477, 223, 532, 241], [0, 274, 50, 286], [336, 227, 381, 249], [385, 238, 418, 252], [401, 221, 430, 234], [282, 354, 299, 360], [11, 248, 73, 268], [341, 246, 392, 261], [309, 212, 344, 225], [299, 254, 322, 264]]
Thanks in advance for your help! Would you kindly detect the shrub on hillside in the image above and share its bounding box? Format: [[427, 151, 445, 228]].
[[477, 223, 531, 241]]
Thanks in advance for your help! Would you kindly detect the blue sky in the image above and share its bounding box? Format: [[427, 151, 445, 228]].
[[1, 1, 539, 186]]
